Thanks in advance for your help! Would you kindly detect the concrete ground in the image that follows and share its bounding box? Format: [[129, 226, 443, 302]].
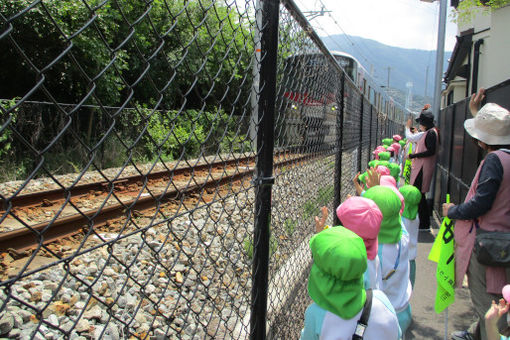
[[405, 217, 478, 340]]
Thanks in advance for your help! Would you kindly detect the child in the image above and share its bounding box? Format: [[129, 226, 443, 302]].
[[388, 163, 401, 183], [363, 186, 413, 334], [373, 145, 386, 160], [391, 142, 402, 164], [399, 184, 422, 287], [336, 196, 384, 290], [378, 151, 391, 162], [380, 175, 404, 214], [386, 146, 396, 163], [300, 227, 401, 340], [375, 165, 391, 177], [382, 138, 393, 147]]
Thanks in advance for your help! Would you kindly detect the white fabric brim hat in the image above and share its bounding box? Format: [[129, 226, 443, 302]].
[[464, 103, 510, 145]]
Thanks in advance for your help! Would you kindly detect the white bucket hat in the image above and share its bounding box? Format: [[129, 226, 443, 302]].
[[464, 103, 510, 145]]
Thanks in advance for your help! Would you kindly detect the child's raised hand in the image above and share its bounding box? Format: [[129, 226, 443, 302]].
[[353, 172, 363, 196], [366, 167, 380, 188], [485, 299, 510, 326], [314, 206, 328, 233]]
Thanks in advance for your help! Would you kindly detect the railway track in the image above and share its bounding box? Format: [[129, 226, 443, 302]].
[[0, 153, 309, 252]]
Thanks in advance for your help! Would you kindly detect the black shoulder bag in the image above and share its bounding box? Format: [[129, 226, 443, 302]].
[[473, 220, 510, 267], [352, 289, 373, 340]]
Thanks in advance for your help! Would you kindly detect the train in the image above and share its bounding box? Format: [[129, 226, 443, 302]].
[[279, 50, 409, 150]]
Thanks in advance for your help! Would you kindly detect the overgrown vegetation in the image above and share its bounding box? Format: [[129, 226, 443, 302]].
[[0, 0, 255, 181], [453, 0, 510, 23], [0, 0, 253, 110]]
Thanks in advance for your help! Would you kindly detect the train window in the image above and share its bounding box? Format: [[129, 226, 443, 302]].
[[333, 55, 355, 82]]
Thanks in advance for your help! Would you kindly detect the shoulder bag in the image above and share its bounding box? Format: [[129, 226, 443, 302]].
[[473, 221, 510, 267]]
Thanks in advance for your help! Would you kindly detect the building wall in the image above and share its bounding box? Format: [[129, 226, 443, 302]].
[[483, 5, 510, 88], [457, 6, 490, 34], [444, 4, 510, 106]]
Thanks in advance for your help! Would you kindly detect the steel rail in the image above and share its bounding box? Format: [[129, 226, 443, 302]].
[[0, 154, 311, 252], [0, 155, 258, 210]]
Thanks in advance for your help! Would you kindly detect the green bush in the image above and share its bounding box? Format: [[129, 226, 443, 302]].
[[145, 108, 250, 160], [220, 132, 252, 154], [0, 98, 17, 160]]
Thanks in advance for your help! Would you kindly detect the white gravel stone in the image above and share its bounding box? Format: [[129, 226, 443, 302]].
[[75, 319, 90, 333], [41, 290, 53, 302], [0, 312, 14, 335], [83, 305, 102, 320], [8, 328, 21, 339], [47, 314, 59, 326], [0, 181, 264, 340]]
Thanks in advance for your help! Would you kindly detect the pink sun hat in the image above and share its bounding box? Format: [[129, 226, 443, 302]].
[[375, 165, 390, 176], [372, 146, 386, 159], [392, 134, 402, 142], [380, 175, 405, 214], [336, 196, 383, 260], [391, 142, 401, 154]]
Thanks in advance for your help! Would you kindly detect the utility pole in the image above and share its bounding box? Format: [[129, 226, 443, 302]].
[[420, 0, 447, 119], [302, 6, 332, 20], [424, 65, 429, 103], [432, 0, 447, 121], [406, 82, 413, 110]]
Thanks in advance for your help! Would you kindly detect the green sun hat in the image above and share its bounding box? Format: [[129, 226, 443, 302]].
[[399, 140, 406, 147], [378, 152, 390, 161], [308, 227, 367, 319], [368, 160, 379, 168], [377, 160, 390, 169], [399, 185, 422, 220], [388, 163, 401, 181], [382, 138, 393, 146], [363, 186, 402, 244]]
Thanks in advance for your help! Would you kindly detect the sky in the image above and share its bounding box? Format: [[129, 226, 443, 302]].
[[293, 0, 459, 51]]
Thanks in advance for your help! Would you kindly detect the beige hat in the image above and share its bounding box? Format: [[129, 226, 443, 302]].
[[464, 103, 510, 145]]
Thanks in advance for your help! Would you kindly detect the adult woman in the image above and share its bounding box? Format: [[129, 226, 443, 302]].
[[442, 91, 510, 340], [407, 107, 439, 230]]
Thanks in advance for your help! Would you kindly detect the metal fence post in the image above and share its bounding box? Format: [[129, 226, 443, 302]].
[[357, 96, 364, 172], [368, 106, 373, 158], [333, 73, 345, 226], [374, 109, 379, 149], [250, 0, 279, 339]]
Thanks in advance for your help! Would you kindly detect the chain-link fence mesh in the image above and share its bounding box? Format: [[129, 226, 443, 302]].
[[0, 0, 405, 339]]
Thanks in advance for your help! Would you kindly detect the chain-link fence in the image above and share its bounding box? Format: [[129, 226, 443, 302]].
[[0, 0, 404, 339], [433, 79, 510, 213]]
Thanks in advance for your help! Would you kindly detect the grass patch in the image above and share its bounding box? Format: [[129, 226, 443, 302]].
[[243, 233, 278, 260], [284, 218, 297, 236]]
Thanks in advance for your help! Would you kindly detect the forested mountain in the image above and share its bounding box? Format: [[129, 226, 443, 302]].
[[321, 34, 453, 109]]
